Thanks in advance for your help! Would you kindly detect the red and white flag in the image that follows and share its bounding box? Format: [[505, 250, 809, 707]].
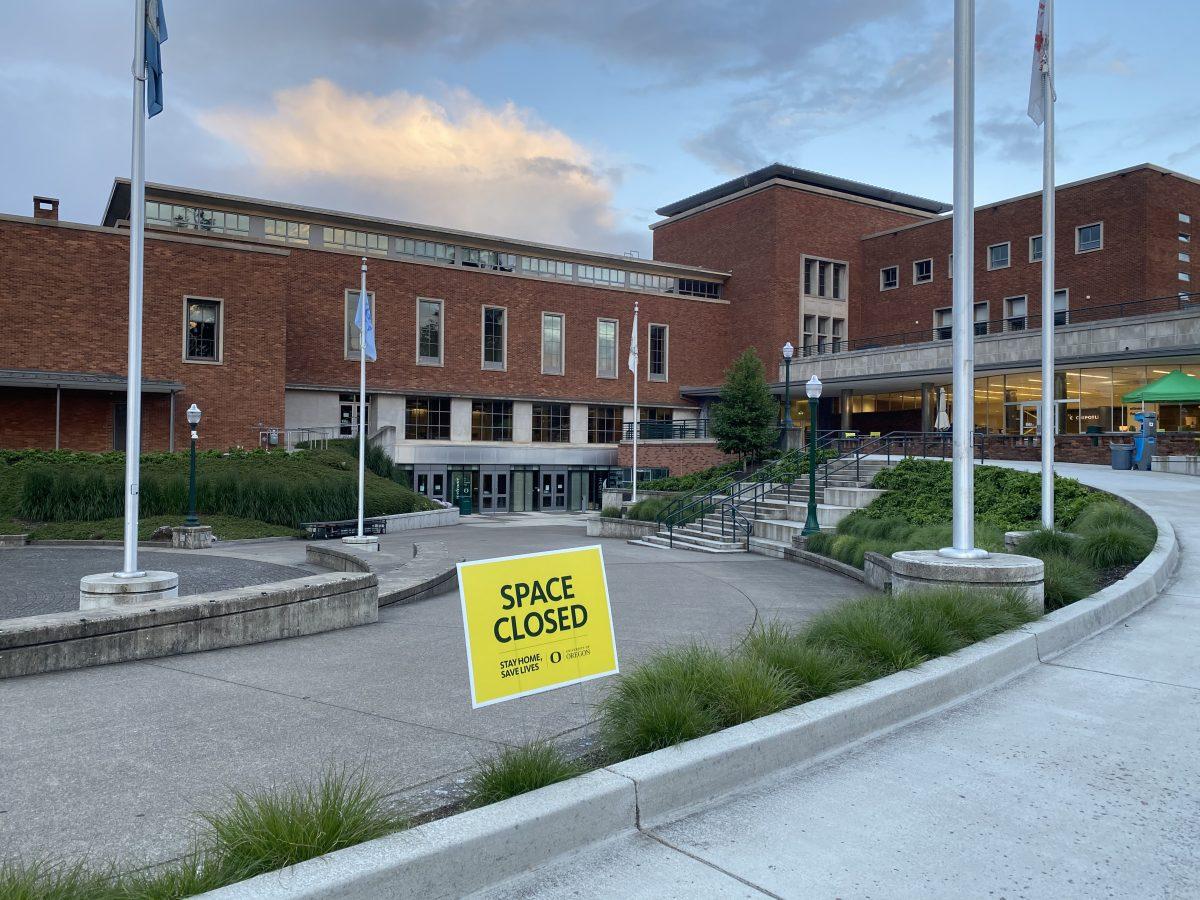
[[1027, 0, 1055, 125]]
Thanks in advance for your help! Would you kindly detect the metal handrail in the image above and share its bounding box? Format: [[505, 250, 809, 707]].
[[622, 418, 710, 441]]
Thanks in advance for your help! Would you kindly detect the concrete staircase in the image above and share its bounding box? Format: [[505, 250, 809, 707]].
[[631, 458, 892, 554]]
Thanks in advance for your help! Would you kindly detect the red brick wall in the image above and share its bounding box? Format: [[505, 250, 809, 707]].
[[281, 249, 730, 408], [0, 388, 173, 452], [616, 440, 732, 474], [652, 184, 926, 357], [855, 168, 1183, 342], [0, 218, 289, 451]]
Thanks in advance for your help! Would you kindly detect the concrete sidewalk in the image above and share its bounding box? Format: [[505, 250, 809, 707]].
[[474, 463, 1200, 899], [0, 523, 866, 869]]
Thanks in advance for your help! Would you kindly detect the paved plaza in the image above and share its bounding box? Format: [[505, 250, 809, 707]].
[[473, 463, 1200, 899], [0, 518, 866, 869]]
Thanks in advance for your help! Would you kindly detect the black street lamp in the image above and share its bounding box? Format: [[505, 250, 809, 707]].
[[781, 341, 794, 446], [802, 375, 822, 536], [186, 403, 202, 527]]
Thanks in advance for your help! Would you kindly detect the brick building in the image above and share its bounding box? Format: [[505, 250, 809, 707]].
[[3, 161, 1199, 502]]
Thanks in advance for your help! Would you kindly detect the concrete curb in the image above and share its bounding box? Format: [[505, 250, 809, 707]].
[[303, 543, 457, 608], [203, 495, 1180, 899]]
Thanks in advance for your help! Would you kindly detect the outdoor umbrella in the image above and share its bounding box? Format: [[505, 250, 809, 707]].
[[934, 386, 950, 431], [1121, 369, 1200, 403]]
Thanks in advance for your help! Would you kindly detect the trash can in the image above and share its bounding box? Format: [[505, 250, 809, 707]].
[[1110, 442, 1133, 470]]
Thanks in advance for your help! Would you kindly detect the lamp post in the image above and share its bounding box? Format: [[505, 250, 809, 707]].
[[185, 403, 201, 527], [802, 375, 822, 536], [781, 341, 794, 447]]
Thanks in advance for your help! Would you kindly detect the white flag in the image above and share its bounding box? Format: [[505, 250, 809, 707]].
[[627, 306, 638, 374], [1027, 0, 1055, 125], [354, 287, 376, 361]]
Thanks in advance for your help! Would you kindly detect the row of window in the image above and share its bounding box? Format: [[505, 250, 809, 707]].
[[802, 315, 845, 355], [146, 202, 722, 300], [348, 294, 669, 380], [803, 258, 848, 300], [931, 290, 1070, 339], [403, 397, 625, 443], [879, 223, 1105, 291], [183, 292, 670, 382]]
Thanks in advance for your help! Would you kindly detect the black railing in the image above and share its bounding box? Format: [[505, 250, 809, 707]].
[[798, 292, 1198, 358], [622, 418, 710, 441]]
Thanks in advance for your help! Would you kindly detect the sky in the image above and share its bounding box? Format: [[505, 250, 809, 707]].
[[1, 0, 1197, 257]]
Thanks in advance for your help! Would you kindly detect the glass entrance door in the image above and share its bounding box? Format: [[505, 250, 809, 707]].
[[481, 471, 509, 512], [568, 470, 586, 511], [510, 470, 537, 512], [541, 470, 567, 510]]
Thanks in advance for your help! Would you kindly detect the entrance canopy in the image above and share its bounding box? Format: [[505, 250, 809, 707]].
[[1121, 369, 1200, 403]]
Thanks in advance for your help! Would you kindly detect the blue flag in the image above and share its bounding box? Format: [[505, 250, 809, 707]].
[[354, 288, 377, 362], [145, 0, 167, 117]]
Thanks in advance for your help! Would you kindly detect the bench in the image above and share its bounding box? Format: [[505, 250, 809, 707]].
[[302, 518, 388, 540]]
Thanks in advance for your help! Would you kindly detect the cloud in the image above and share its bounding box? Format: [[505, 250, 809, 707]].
[[199, 80, 639, 252]]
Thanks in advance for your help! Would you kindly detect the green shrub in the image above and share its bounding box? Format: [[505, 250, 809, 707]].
[[601, 505, 623, 519], [829, 534, 866, 568], [0, 858, 117, 900], [626, 497, 668, 521], [467, 742, 584, 807], [1040, 553, 1098, 610], [1071, 501, 1153, 538], [640, 461, 740, 492], [709, 656, 798, 727], [804, 531, 835, 555], [1075, 525, 1154, 569], [10, 448, 434, 528], [869, 459, 1098, 531], [1014, 528, 1078, 558], [742, 623, 870, 703], [802, 598, 927, 676], [200, 766, 406, 882]]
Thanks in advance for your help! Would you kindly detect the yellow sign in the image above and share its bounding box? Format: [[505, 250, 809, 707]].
[[456, 545, 619, 708]]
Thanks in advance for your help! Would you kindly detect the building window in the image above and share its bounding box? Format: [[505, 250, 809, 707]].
[[398, 238, 455, 264], [596, 318, 618, 379], [577, 265, 626, 287], [913, 259, 933, 284], [417, 298, 443, 365], [934, 307, 952, 341], [1005, 295, 1028, 331], [831, 318, 844, 352], [1076, 222, 1103, 253], [803, 258, 847, 299], [522, 256, 572, 279], [802, 314, 815, 355], [323, 227, 388, 255], [1181, 213, 1192, 224], [471, 400, 512, 441], [541, 313, 565, 375], [880, 266, 899, 291], [649, 324, 668, 381], [675, 279, 722, 299], [339, 393, 369, 437], [184, 298, 221, 362], [263, 219, 310, 245], [405, 396, 450, 440], [1182, 273, 1193, 283], [1029, 234, 1043, 262], [1054, 289, 1069, 326], [1181, 252, 1192, 264], [1181, 233, 1192, 244], [343, 289, 376, 360], [461, 248, 516, 272], [629, 272, 672, 292], [146, 201, 249, 236], [588, 405, 621, 443], [532, 403, 570, 442], [481, 306, 506, 371], [974, 301, 989, 336], [987, 242, 1011, 270]]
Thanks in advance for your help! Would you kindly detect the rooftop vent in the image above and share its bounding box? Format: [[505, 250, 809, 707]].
[[33, 196, 60, 221]]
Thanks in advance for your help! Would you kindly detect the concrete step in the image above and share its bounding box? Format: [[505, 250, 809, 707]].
[[822, 486, 887, 509], [638, 533, 746, 554]]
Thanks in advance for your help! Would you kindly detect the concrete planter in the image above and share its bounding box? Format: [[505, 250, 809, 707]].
[[1154, 454, 1200, 476], [0, 533, 30, 547], [585, 516, 659, 539]]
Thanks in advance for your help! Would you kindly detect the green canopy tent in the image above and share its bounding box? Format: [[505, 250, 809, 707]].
[[1121, 369, 1200, 403]]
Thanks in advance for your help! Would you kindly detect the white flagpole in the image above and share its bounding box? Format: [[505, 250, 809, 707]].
[[1039, 0, 1056, 529], [120, 0, 148, 577], [356, 257, 367, 539], [631, 302, 639, 503], [942, 0, 987, 560]]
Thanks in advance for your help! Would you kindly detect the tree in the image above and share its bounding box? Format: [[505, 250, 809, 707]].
[[711, 349, 778, 464]]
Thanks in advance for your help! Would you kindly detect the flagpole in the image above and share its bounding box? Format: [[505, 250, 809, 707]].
[[1039, 0, 1056, 529], [356, 257, 367, 539], [120, 0, 148, 577], [631, 302, 639, 503], [942, 0, 987, 560]]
